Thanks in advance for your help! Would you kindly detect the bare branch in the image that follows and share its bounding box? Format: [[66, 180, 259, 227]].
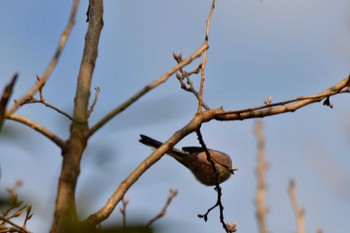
[[119, 198, 129, 228], [88, 43, 209, 137], [87, 86, 100, 118], [173, 54, 210, 110], [51, 0, 104, 232], [145, 189, 178, 227], [288, 179, 305, 233], [198, 0, 216, 114], [197, 185, 235, 233], [21, 98, 73, 121], [6, 0, 80, 116], [196, 128, 234, 233], [83, 109, 223, 227], [0, 216, 31, 233], [7, 114, 66, 148], [0, 181, 32, 233], [254, 121, 270, 233], [83, 74, 349, 228], [195, 128, 220, 183], [216, 75, 350, 121], [19, 76, 73, 120]]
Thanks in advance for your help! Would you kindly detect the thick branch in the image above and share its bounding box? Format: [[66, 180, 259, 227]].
[[50, 1, 104, 232]]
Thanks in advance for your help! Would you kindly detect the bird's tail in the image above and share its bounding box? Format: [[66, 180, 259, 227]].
[[139, 134, 186, 158]]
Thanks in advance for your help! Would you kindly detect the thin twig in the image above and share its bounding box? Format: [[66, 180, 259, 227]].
[[20, 76, 73, 120], [119, 198, 129, 228], [7, 114, 66, 148], [87, 86, 100, 118], [216, 75, 350, 121], [195, 129, 234, 233], [197, 184, 236, 232], [221, 90, 348, 116], [254, 121, 270, 233], [288, 179, 305, 233], [196, 128, 220, 183], [173, 53, 210, 110], [6, 0, 80, 116], [198, 0, 216, 114], [145, 189, 178, 227], [0, 181, 32, 233], [0, 216, 31, 233], [88, 43, 209, 137], [21, 98, 73, 120]]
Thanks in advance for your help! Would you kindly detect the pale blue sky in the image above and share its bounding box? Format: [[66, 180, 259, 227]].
[[1, 1, 350, 233]]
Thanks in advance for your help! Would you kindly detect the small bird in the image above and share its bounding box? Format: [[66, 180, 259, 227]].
[[139, 134, 237, 186]]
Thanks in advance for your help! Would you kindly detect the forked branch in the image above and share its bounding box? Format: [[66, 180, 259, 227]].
[[6, 0, 80, 116], [88, 42, 209, 137]]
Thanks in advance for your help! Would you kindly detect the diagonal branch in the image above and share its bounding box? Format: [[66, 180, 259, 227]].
[[216, 75, 350, 121], [6, 0, 80, 116], [82, 75, 349, 228], [7, 114, 65, 148], [20, 76, 73, 120], [88, 42, 209, 137], [82, 109, 221, 227], [145, 189, 178, 227]]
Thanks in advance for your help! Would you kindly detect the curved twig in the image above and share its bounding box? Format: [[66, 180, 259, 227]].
[[22, 99, 73, 121], [7, 114, 66, 148]]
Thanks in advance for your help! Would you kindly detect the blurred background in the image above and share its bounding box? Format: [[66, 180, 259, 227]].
[[1, 0, 349, 232]]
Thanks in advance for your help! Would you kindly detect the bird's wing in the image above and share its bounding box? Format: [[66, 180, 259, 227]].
[[181, 146, 205, 155]]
